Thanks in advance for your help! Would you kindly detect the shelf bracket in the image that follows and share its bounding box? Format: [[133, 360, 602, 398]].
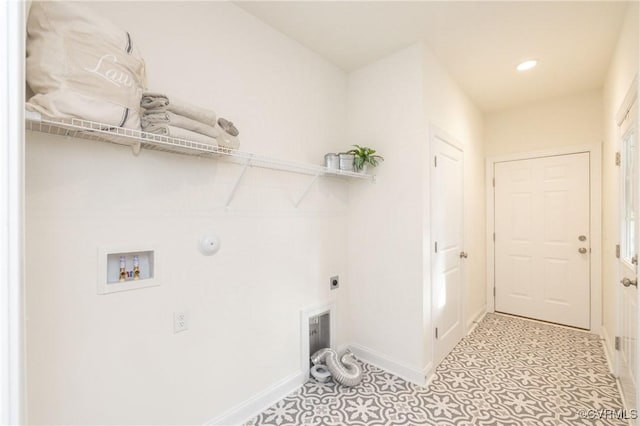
[[225, 158, 251, 208], [131, 142, 142, 156], [294, 174, 320, 208]]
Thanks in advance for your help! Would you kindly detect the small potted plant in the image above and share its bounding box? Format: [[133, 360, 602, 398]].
[[348, 145, 384, 173]]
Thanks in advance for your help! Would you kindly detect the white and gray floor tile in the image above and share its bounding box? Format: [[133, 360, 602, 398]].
[[247, 313, 629, 425]]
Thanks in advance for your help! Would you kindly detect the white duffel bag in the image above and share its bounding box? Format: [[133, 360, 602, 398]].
[[26, 2, 146, 129]]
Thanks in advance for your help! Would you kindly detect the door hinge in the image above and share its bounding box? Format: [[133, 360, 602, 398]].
[[616, 244, 620, 259], [615, 336, 621, 351], [435, 241, 438, 253], [493, 287, 496, 297], [616, 152, 621, 166], [434, 156, 437, 167], [435, 327, 438, 339], [492, 177, 495, 187], [493, 232, 495, 242]]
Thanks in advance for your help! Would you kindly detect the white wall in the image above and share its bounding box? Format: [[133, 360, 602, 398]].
[[25, 2, 350, 424], [346, 43, 485, 380], [346, 44, 427, 377], [485, 89, 604, 158], [602, 2, 639, 355]]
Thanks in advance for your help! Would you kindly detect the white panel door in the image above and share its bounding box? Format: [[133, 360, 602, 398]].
[[618, 101, 638, 414], [494, 153, 590, 329], [431, 135, 464, 366]]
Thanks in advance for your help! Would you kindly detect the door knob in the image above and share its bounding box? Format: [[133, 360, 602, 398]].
[[459, 251, 468, 259], [621, 277, 638, 287], [578, 248, 588, 254], [578, 235, 587, 241]]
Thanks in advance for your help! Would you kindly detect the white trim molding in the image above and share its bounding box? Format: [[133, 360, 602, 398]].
[[615, 74, 638, 127], [485, 144, 603, 334], [600, 325, 615, 375], [0, 1, 25, 424], [348, 343, 426, 387], [466, 305, 487, 335], [423, 362, 435, 387], [614, 76, 640, 415]]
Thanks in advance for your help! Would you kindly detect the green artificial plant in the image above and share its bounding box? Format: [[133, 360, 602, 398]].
[[348, 145, 384, 171]]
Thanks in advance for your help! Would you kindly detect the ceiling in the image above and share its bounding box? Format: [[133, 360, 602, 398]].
[[236, 1, 630, 112]]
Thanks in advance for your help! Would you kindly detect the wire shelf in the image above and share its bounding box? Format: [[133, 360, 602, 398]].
[[24, 111, 375, 182]]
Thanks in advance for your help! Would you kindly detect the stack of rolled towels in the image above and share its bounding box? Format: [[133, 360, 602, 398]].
[[140, 92, 240, 150]]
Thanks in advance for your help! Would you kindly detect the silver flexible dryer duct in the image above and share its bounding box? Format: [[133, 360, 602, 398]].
[[311, 348, 363, 387]]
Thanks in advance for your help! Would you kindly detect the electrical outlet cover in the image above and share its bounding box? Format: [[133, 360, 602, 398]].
[[330, 275, 339, 290], [174, 311, 189, 333]]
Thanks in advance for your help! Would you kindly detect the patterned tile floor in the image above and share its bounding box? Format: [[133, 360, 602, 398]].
[[247, 313, 631, 426]]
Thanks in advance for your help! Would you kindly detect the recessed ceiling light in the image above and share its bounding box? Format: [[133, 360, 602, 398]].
[[516, 60, 538, 71]]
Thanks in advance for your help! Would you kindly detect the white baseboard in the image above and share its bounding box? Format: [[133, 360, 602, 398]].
[[206, 372, 305, 426], [467, 305, 487, 334], [348, 343, 426, 386], [600, 325, 615, 375], [423, 362, 435, 387]]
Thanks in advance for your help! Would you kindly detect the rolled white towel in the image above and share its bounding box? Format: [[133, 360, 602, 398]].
[[141, 92, 169, 110], [142, 106, 169, 115], [141, 112, 169, 126], [215, 127, 240, 150], [143, 119, 239, 151], [167, 99, 217, 126], [218, 117, 239, 137], [167, 111, 220, 139], [142, 123, 218, 147], [215, 117, 240, 149]]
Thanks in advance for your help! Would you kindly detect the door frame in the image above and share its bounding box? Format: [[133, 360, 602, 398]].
[[430, 126, 466, 366], [0, 0, 26, 424], [614, 75, 638, 411], [485, 144, 602, 333]]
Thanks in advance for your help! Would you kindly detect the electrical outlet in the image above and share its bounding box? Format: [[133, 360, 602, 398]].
[[330, 275, 339, 290], [174, 311, 189, 333]]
